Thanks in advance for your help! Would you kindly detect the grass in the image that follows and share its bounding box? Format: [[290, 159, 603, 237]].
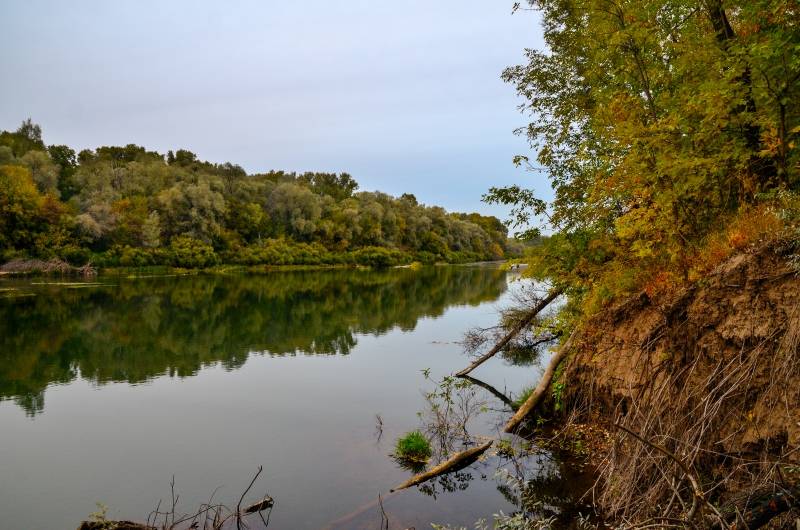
[[512, 385, 535, 410], [394, 430, 432, 463]]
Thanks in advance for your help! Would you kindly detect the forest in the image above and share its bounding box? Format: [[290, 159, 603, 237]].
[[0, 121, 518, 268]]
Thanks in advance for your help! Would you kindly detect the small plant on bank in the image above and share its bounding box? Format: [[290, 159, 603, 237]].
[[512, 385, 535, 410], [394, 430, 432, 463]]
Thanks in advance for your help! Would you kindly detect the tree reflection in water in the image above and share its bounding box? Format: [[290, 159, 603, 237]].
[[0, 265, 508, 415], [400, 371, 595, 527]]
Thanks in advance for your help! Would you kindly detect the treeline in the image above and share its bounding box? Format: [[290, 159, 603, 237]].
[[0, 120, 519, 268]]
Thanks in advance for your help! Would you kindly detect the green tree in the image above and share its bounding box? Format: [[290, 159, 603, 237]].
[[0, 165, 44, 254], [493, 0, 800, 298], [20, 150, 60, 196], [47, 144, 78, 199]]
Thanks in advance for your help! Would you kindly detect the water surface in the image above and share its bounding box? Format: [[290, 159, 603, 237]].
[[0, 265, 584, 529]]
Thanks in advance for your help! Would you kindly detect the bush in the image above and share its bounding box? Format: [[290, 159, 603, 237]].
[[413, 250, 438, 264], [512, 386, 534, 410], [350, 246, 409, 268], [60, 245, 93, 266], [394, 430, 432, 462], [169, 236, 218, 268]]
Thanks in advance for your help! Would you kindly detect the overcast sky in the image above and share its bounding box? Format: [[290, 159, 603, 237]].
[[0, 1, 547, 217]]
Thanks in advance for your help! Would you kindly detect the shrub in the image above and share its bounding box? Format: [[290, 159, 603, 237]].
[[512, 386, 534, 410], [169, 236, 218, 268], [413, 250, 438, 264], [394, 430, 432, 462], [350, 246, 409, 268]]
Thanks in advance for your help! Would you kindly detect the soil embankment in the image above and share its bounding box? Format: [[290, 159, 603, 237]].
[[558, 244, 800, 526]]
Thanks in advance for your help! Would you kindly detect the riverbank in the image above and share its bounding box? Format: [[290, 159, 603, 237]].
[[0, 257, 508, 278], [532, 242, 800, 528]]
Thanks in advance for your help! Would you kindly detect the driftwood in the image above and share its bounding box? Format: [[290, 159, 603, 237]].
[[78, 522, 153, 530], [504, 331, 576, 433], [390, 441, 493, 492], [243, 495, 274, 514], [1, 258, 96, 277], [455, 287, 563, 377]]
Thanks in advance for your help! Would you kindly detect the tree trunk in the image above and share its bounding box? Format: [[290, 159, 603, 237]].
[[390, 441, 493, 492], [455, 287, 563, 377], [504, 331, 576, 433]]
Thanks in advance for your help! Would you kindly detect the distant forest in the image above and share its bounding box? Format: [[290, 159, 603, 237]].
[[0, 120, 521, 268]]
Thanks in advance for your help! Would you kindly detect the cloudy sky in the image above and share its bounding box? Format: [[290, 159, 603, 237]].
[[0, 1, 547, 216]]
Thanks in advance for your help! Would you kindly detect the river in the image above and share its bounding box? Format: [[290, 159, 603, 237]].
[[0, 265, 587, 529]]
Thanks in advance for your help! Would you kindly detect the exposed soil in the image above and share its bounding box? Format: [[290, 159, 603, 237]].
[[558, 243, 800, 525]]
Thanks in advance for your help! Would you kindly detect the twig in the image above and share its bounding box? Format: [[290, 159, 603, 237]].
[[236, 465, 263, 530]]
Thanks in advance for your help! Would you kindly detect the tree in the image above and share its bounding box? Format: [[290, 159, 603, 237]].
[[0, 119, 45, 156], [495, 0, 800, 294], [0, 165, 44, 253], [157, 177, 226, 243], [20, 151, 60, 196], [48, 145, 78, 199], [141, 211, 162, 248], [16, 119, 42, 144]]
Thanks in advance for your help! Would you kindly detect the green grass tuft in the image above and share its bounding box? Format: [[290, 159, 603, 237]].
[[394, 430, 432, 462], [512, 385, 535, 409]]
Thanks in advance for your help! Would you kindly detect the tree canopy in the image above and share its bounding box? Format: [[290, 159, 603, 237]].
[[0, 121, 519, 267], [494, 0, 800, 312]]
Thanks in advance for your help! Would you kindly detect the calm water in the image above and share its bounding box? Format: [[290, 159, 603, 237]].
[[0, 265, 586, 530]]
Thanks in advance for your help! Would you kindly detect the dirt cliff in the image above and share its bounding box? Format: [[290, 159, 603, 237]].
[[559, 243, 800, 525]]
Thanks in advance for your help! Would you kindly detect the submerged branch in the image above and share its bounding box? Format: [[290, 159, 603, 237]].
[[461, 374, 516, 410]]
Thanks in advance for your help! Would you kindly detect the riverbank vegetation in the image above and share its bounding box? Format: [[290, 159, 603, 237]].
[[394, 431, 433, 463], [0, 121, 521, 269], [451, 0, 800, 528]]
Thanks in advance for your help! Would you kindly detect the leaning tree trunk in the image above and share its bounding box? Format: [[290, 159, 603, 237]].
[[390, 441, 493, 492], [504, 331, 576, 433], [456, 287, 563, 377]]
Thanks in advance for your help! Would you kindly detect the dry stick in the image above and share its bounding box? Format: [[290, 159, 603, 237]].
[[503, 331, 576, 433], [389, 441, 493, 492], [455, 287, 563, 377], [236, 465, 263, 530]]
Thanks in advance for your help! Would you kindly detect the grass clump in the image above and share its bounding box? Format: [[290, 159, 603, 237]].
[[394, 430, 432, 462], [512, 385, 535, 410]]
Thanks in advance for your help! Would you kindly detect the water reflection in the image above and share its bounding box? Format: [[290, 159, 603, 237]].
[[0, 265, 507, 415], [377, 369, 594, 529]]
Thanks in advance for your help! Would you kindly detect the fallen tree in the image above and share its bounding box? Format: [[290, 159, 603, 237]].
[[455, 287, 563, 377], [0, 258, 96, 276], [390, 441, 493, 492], [503, 331, 576, 433]]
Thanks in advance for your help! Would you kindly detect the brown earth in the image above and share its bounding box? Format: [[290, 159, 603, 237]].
[[557, 243, 800, 524]]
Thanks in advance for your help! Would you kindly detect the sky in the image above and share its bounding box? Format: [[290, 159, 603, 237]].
[[0, 1, 548, 217]]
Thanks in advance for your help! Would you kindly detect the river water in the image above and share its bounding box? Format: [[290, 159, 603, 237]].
[[0, 265, 586, 529]]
